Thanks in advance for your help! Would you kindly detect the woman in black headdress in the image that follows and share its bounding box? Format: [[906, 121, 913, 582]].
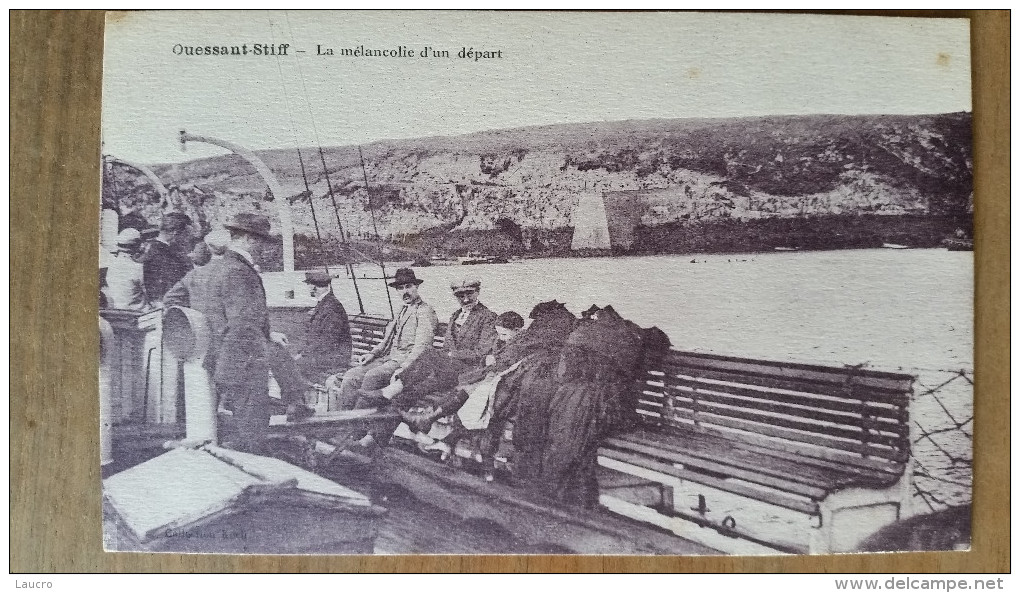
[[538, 306, 673, 507], [486, 300, 577, 484]]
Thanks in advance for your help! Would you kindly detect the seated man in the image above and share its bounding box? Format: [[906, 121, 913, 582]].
[[283, 270, 353, 385], [361, 277, 497, 411], [330, 268, 438, 462], [337, 267, 438, 410], [265, 270, 352, 421]]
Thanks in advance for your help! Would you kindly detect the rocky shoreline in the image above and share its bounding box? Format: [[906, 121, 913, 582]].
[[289, 213, 970, 269]]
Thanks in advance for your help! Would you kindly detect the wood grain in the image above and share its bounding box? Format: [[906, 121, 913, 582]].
[[10, 10, 1008, 572]]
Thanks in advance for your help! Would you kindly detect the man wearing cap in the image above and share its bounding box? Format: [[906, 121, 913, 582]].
[[337, 267, 438, 410], [139, 211, 194, 303], [444, 277, 498, 370], [104, 228, 148, 310], [380, 277, 499, 408], [162, 213, 276, 453]]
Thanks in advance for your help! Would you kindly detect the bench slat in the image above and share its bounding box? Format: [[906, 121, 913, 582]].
[[349, 315, 392, 328], [664, 417, 908, 472], [602, 436, 830, 499], [667, 351, 915, 393], [597, 447, 819, 515], [651, 372, 907, 418], [661, 394, 908, 451], [660, 406, 906, 465], [615, 430, 897, 491], [659, 363, 910, 407], [663, 383, 909, 438]]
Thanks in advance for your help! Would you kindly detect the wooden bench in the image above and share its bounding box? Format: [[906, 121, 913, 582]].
[[343, 315, 915, 554], [602, 351, 914, 553]]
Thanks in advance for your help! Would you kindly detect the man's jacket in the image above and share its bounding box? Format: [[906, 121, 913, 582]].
[[163, 250, 270, 386], [443, 302, 498, 367], [300, 291, 352, 376], [371, 298, 438, 367]]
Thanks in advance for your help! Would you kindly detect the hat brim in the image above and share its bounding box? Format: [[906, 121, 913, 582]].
[[223, 223, 274, 240], [388, 278, 424, 288]]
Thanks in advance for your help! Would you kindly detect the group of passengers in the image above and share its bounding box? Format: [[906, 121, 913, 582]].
[[100, 211, 227, 311], [327, 267, 672, 508], [102, 210, 671, 508]]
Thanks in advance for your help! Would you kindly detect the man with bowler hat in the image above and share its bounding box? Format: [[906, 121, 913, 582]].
[[295, 270, 353, 382], [337, 267, 438, 410], [162, 212, 276, 453]]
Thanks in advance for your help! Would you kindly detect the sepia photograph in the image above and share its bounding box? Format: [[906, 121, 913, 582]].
[[97, 11, 974, 556]]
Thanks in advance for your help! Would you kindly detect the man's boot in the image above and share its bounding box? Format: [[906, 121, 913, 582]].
[[400, 405, 448, 433]]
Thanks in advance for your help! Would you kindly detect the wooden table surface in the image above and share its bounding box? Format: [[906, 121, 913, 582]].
[[10, 10, 1010, 573]]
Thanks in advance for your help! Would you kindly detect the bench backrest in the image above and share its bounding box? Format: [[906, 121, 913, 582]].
[[635, 351, 913, 472], [347, 315, 913, 473], [349, 315, 446, 357]]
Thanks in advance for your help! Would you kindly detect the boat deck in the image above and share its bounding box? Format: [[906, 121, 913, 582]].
[[106, 433, 717, 555]]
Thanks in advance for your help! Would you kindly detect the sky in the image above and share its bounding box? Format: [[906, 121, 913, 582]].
[[102, 11, 972, 165]]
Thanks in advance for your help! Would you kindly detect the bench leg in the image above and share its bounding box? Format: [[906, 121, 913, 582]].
[[658, 484, 675, 512]]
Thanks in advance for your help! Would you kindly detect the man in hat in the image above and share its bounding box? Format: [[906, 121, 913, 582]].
[[104, 228, 147, 310], [204, 228, 231, 258], [162, 213, 276, 453], [140, 211, 194, 303], [336, 267, 438, 411], [372, 276, 498, 412], [263, 270, 352, 421], [295, 270, 353, 382]]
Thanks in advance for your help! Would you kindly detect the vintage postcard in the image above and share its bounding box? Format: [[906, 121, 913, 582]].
[[99, 11, 973, 555]]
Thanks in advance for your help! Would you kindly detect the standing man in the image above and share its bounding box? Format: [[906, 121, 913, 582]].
[[163, 212, 276, 453], [337, 267, 438, 409], [140, 211, 194, 304]]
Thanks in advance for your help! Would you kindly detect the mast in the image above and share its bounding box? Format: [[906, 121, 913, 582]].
[[179, 130, 296, 272]]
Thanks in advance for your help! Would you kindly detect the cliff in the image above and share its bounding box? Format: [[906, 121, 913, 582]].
[[103, 112, 972, 263]]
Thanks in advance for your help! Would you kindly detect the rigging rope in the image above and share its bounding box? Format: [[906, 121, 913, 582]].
[[315, 149, 365, 314], [267, 16, 336, 285], [268, 13, 374, 314], [296, 148, 332, 277], [280, 10, 369, 315], [359, 145, 395, 317]]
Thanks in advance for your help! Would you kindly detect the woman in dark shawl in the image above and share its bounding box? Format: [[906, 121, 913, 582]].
[[537, 306, 674, 507], [485, 300, 577, 483]]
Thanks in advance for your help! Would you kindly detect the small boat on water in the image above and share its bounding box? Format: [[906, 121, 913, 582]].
[[773, 246, 800, 252], [882, 243, 910, 249], [411, 254, 463, 267], [459, 251, 509, 265], [942, 237, 974, 251]]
